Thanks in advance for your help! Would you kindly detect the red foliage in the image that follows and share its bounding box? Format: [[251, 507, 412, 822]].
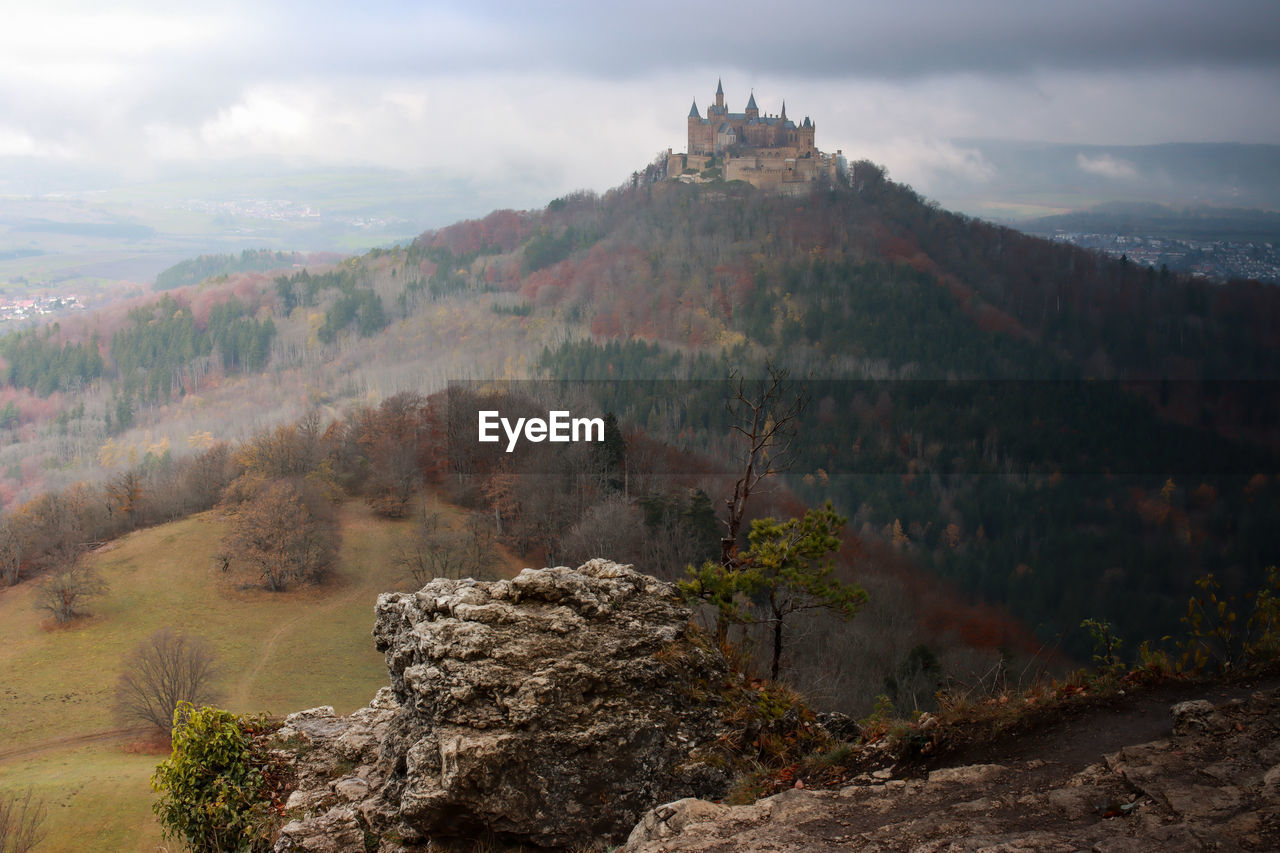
[[231, 272, 268, 303], [973, 303, 1029, 338], [858, 539, 1045, 659], [428, 209, 534, 255], [882, 235, 918, 264], [590, 312, 621, 337]]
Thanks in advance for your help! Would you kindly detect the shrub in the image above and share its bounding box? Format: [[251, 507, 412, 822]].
[[151, 704, 280, 853], [1175, 569, 1280, 674], [1080, 618, 1124, 674]]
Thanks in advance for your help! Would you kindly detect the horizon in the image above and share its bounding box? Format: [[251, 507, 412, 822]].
[[4, 1, 1280, 220]]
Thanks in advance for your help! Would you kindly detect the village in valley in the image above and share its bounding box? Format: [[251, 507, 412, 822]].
[[1045, 231, 1280, 283], [0, 292, 85, 324]]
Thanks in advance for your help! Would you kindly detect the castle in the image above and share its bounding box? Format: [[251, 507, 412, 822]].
[[667, 79, 844, 193]]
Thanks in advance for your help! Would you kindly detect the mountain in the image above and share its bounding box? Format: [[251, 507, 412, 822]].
[[2, 162, 1278, 660], [413, 165, 1280, 654]]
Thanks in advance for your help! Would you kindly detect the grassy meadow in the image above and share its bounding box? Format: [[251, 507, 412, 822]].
[[0, 496, 522, 851]]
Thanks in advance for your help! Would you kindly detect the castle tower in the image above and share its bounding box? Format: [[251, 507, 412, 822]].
[[800, 116, 816, 154], [688, 99, 711, 156], [715, 78, 724, 110], [745, 91, 759, 120]]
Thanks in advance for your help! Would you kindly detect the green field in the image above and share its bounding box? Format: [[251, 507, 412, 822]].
[[0, 497, 520, 851]]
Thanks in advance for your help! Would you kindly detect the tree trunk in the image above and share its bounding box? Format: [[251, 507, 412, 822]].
[[771, 610, 784, 681]]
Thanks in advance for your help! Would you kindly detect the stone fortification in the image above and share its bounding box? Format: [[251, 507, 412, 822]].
[[669, 78, 845, 191]]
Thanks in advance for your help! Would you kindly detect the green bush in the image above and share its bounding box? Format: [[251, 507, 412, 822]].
[[151, 703, 279, 852], [1177, 567, 1280, 674]]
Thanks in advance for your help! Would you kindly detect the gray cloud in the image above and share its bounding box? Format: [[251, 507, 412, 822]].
[[2, 1, 1278, 206], [247, 0, 1280, 79]]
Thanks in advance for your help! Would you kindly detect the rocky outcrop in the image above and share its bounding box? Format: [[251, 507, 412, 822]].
[[622, 686, 1280, 852], [274, 560, 730, 851]]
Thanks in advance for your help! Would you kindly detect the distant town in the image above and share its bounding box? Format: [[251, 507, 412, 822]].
[[0, 293, 85, 323], [174, 198, 402, 231], [1044, 232, 1280, 284]]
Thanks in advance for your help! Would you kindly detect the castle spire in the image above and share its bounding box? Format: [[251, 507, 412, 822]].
[[715, 78, 724, 110], [781, 100, 786, 121], [689, 99, 699, 118], [716, 78, 723, 96]]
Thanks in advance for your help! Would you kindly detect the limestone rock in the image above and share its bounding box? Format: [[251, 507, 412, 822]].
[[276, 805, 366, 852], [623, 686, 1280, 852], [926, 763, 1006, 785], [274, 560, 729, 850], [624, 798, 728, 846]]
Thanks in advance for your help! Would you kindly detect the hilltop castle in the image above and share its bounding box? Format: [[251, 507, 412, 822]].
[[667, 79, 844, 193]]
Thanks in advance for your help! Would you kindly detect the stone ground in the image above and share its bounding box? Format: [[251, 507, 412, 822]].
[[623, 678, 1280, 852]]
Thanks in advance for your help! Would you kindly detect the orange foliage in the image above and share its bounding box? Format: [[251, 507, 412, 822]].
[[427, 209, 533, 255], [859, 539, 1044, 658]]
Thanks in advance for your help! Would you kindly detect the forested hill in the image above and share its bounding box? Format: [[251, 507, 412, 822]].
[[425, 161, 1280, 384], [0, 161, 1276, 658], [413, 163, 1280, 654]]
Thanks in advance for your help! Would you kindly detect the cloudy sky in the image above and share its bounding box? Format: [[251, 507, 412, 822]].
[[4, 0, 1280, 209]]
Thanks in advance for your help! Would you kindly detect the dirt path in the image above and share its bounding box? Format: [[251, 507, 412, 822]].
[[923, 673, 1280, 780], [0, 725, 151, 765], [229, 580, 370, 711]]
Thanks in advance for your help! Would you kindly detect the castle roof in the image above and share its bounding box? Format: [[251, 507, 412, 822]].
[[716, 78, 723, 96], [746, 115, 796, 129], [689, 100, 699, 118], [746, 92, 758, 111]]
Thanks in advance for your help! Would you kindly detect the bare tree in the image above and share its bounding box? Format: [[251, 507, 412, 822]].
[[640, 489, 720, 580], [115, 628, 220, 736], [36, 548, 107, 624], [105, 469, 144, 531], [0, 788, 46, 853], [179, 441, 237, 513], [461, 514, 500, 579], [560, 494, 647, 568], [222, 479, 338, 591], [360, 392, 429, 519], [721, 362, 807, 564], [394, 510, 469, 585], [0, 516, 27, 587]]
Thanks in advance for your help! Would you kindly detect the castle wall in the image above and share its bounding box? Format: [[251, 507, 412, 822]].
[[724, 151, 838, 190], [665, 150, 683, 179]]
